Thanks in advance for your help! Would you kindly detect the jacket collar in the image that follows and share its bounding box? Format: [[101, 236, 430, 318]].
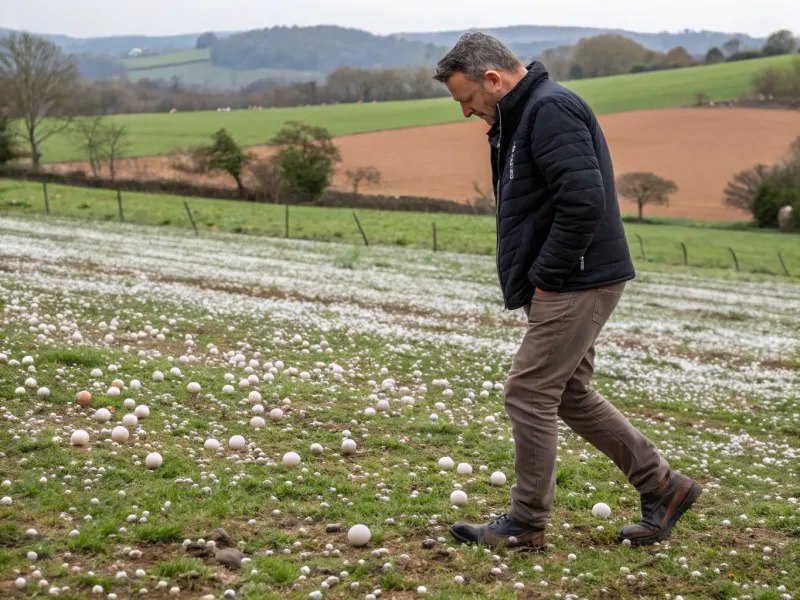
[[487, 61, 550, 146]]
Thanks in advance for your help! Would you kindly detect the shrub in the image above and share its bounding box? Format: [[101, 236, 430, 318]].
[[726, 50, 763, 62], [751, 182, 791, 227], [269, 121, 341, 202]]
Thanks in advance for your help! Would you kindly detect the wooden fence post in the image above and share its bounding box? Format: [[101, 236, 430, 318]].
[[117, 190, 124, 223], [184, 201, 198, 235], [43, 182, 50, 215], [352, 211, 368, 246]]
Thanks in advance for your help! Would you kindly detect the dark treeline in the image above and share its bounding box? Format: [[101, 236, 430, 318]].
[[210, 25, 443, 71], [59, 65, 449, 116]]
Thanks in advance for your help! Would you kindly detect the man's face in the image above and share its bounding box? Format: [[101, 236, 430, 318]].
[[445, 71, 504, 126]]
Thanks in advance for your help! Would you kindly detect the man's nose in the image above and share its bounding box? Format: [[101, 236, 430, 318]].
[[461, 103, 473, 118]]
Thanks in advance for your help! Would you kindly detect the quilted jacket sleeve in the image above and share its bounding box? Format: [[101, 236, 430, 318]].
[[527, 99, 606, 292]]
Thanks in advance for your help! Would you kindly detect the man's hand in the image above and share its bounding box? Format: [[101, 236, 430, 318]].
[[534, 288, 558, 297]]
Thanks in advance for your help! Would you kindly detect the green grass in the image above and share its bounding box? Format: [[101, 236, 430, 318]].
[[29, 54, 796, 163], [565, 54, 798, 114], [0, 213, 798, 599], [1, 178, 798, 277], [125, 61, 324, 88], [121, 48, 211, 69]]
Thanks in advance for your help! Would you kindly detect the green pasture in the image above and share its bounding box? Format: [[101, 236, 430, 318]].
[[1, 179, 797, 278], [30, 54, 796, 164]]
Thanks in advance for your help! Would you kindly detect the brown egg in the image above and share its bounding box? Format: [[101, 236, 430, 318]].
[[75, 391, 92, 406], [111, 379, 125, 389]]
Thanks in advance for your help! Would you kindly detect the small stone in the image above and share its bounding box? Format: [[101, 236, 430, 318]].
[[215, 548, 243, 569], [209, 528, 231, 545], [422, 539, 436, 549]]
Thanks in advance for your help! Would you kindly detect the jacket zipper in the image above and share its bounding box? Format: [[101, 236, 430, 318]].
[[494, 105, 507, 308], [580, 256, 584, 271]]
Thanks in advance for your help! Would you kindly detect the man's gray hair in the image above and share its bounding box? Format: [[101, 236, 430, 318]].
[[433, 31, 524, 83]]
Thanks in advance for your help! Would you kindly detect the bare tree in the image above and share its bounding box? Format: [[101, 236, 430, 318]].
[[245, 156, 284, 203], [723, 164, 772, 212], [345, 166, 382, 199], [73, 116, 130, 180], [617, 172, 678, 222], [73, 117, 104, 176], [104, 122, 130, 183], [469, 181, 495, 214], [0, 32, 79, 168]]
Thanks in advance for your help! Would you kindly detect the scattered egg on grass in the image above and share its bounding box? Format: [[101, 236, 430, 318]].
[[229, 435, 246, 450], [112, 426, 130, 444], [592, 502, 612, 519], [490, 471, 507, 486], [204, 438, 220, 451], [450, 490, 468, 506], [283, 452, 301, 466], [145, 453, 163, 469], [71, 430, 90, 446], [348, 524, 371, 546]]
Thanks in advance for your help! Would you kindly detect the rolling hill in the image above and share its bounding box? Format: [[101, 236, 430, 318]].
[[396, 25, 767, 57], [34, 53, 795, 164], [121, 48, 325, 88]]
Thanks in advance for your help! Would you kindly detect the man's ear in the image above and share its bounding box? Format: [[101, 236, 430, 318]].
[[484, 70, 502, 90]]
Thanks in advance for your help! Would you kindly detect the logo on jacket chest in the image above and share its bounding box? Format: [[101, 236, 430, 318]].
[[509, 143, 516, 180]]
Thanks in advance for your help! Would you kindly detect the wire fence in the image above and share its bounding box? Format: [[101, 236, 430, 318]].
[[9, 182, 800, 279]]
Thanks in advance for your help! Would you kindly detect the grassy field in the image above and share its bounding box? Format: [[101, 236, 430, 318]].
[[0, 214, 798, 599], [125, 62, 325, 88], [121, 48, 211, 69], [2, 179, 798, 278], [34, 54, 797, 164], [121, 48, 325, 88]]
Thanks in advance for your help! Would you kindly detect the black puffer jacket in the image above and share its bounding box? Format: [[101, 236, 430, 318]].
[[489, 61, 635, 310]]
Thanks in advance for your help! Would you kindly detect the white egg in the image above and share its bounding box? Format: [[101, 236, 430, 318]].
[[438, 457, 454, 470], [204, 438, 220, 451], [229, 435, 246, 450], [341, 439, 357, 454], [450, 490, 468, 506], [364, 408, 376, 417], [16, 578, 27, 589], [145, 453, 163, 469], [490, 471, 507, 486], [37, 387, 50, 397], [347, 524, 371, 546], [134, 405, 150, 418], [376, 400, 390, 411], [457, 463, 473, 475], [123, 399, 136, 409], [310, 443, 323, 455], [252, 404, 264, 414], [152, 371, 164, 382], [270, 408, 283, 422], [1, 496, 12, 505], [282, 452, 301, 467], [112, 426, 130, 443], [592, 502, 612, 519], [250, 416, 265, 429], [187, 382, 201, 394], [71, 430, 90, 446], [248, 391, 262, 404], [122, 414, 138, 427]]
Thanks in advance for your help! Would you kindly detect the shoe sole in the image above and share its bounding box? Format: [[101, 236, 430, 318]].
[[449, 526, 473, 545], [449, 526, 546, 550], [618, 481, 703, 547]]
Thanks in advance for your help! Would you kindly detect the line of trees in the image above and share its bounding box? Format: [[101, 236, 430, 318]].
[[172, 123, 380, 204], [536, 29, 799, 82]]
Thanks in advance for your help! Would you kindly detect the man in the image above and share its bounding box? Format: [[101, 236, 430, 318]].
[[433, 32, 701, 549]]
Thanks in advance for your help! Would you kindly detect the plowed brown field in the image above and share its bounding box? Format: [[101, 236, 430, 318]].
[[47, 107, 800, 221]]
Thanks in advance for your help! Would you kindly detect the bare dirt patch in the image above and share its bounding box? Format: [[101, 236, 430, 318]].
[[44, 108, 800, 222]]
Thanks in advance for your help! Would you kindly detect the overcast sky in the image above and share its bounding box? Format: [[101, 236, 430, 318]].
[[3, 0, 799, 38]]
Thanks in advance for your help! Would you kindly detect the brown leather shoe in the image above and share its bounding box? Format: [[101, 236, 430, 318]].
[[450, 513, 546, 549], [617, 471, 702, 546]]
